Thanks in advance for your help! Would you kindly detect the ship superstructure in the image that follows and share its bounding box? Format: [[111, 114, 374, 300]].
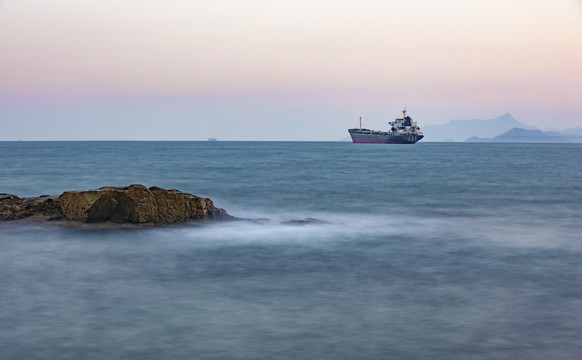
[[348, 108, 424, 144]]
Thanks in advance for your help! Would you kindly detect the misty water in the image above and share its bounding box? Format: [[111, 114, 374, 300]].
[[1, 141, 581, 359]]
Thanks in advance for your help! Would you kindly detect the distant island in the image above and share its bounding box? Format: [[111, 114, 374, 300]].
[[466, 128, 582, 143], [422, 113, 582, 143], [421, 113, 535, 142]]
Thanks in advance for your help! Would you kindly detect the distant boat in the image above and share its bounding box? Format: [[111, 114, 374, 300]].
[[208, 137, 217, 142], [348, 108, 424, 144]]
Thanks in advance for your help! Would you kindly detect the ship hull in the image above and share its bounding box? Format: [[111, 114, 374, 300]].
[[348, 130, 423, 144]]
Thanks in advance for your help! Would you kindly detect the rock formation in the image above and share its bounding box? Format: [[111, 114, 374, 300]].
[[0, 185, 232, 224]]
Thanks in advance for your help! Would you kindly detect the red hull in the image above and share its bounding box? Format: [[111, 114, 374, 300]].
[[351, 139, 414, 144]]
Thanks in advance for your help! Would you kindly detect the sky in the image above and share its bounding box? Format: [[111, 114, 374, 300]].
[[0, 0, 581, 140]]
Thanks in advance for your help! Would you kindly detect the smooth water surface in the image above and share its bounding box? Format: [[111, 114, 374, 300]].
[[1, 142, 581, 359]]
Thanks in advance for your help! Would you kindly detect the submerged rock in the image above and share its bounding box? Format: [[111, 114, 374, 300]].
[[0, 185, 233, 225], [246, 217, 271, 225], [281, 218, 331, 225]]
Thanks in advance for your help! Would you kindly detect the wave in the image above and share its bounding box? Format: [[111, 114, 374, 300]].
[[2, 208, 580, 251], [161, 209, 582, 250]]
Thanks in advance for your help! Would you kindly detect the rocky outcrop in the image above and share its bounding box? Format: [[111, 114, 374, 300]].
[[0, 185, 232, 224], [0, 194, 62, 221]]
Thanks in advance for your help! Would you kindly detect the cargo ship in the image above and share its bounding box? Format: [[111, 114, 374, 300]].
[[348, 108, 424, 144]]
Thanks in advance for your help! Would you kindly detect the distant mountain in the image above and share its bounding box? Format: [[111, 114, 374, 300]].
[[466, 127, 578, 143], [422, 113, 537, 142], [561, 127, 582, 136], [545, 130, 582, 143]]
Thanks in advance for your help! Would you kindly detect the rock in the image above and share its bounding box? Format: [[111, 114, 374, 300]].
[[0, 185, 233, 225], [281, 218, 331, 225], [0, 194, 62, 221], [0, 194, 21, 201], [248, 217, 271, 225]]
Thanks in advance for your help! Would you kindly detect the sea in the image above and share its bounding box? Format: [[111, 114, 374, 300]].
[[1, 141, 581, 360]]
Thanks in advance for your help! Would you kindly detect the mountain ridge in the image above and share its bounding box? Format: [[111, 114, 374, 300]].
[[422, 113, 537, 142], [466, 127, 582, 143]]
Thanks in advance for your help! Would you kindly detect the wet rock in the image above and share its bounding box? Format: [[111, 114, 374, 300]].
[[0, 185, 234, 225], [281, 218, 331, 225], [0, 194, 21, 201], [0, 194, 62, 221], [246, 217, 271, 225]]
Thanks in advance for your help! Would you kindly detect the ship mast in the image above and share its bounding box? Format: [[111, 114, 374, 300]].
[[402, 107, 407, 119], [359, 117, 362, 130]]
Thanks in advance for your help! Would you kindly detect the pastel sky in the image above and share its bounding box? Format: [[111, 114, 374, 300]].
[[1, 0, 581, 140]]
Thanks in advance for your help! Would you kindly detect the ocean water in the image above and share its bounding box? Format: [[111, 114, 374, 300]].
[[1, 141, 581, 359]]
